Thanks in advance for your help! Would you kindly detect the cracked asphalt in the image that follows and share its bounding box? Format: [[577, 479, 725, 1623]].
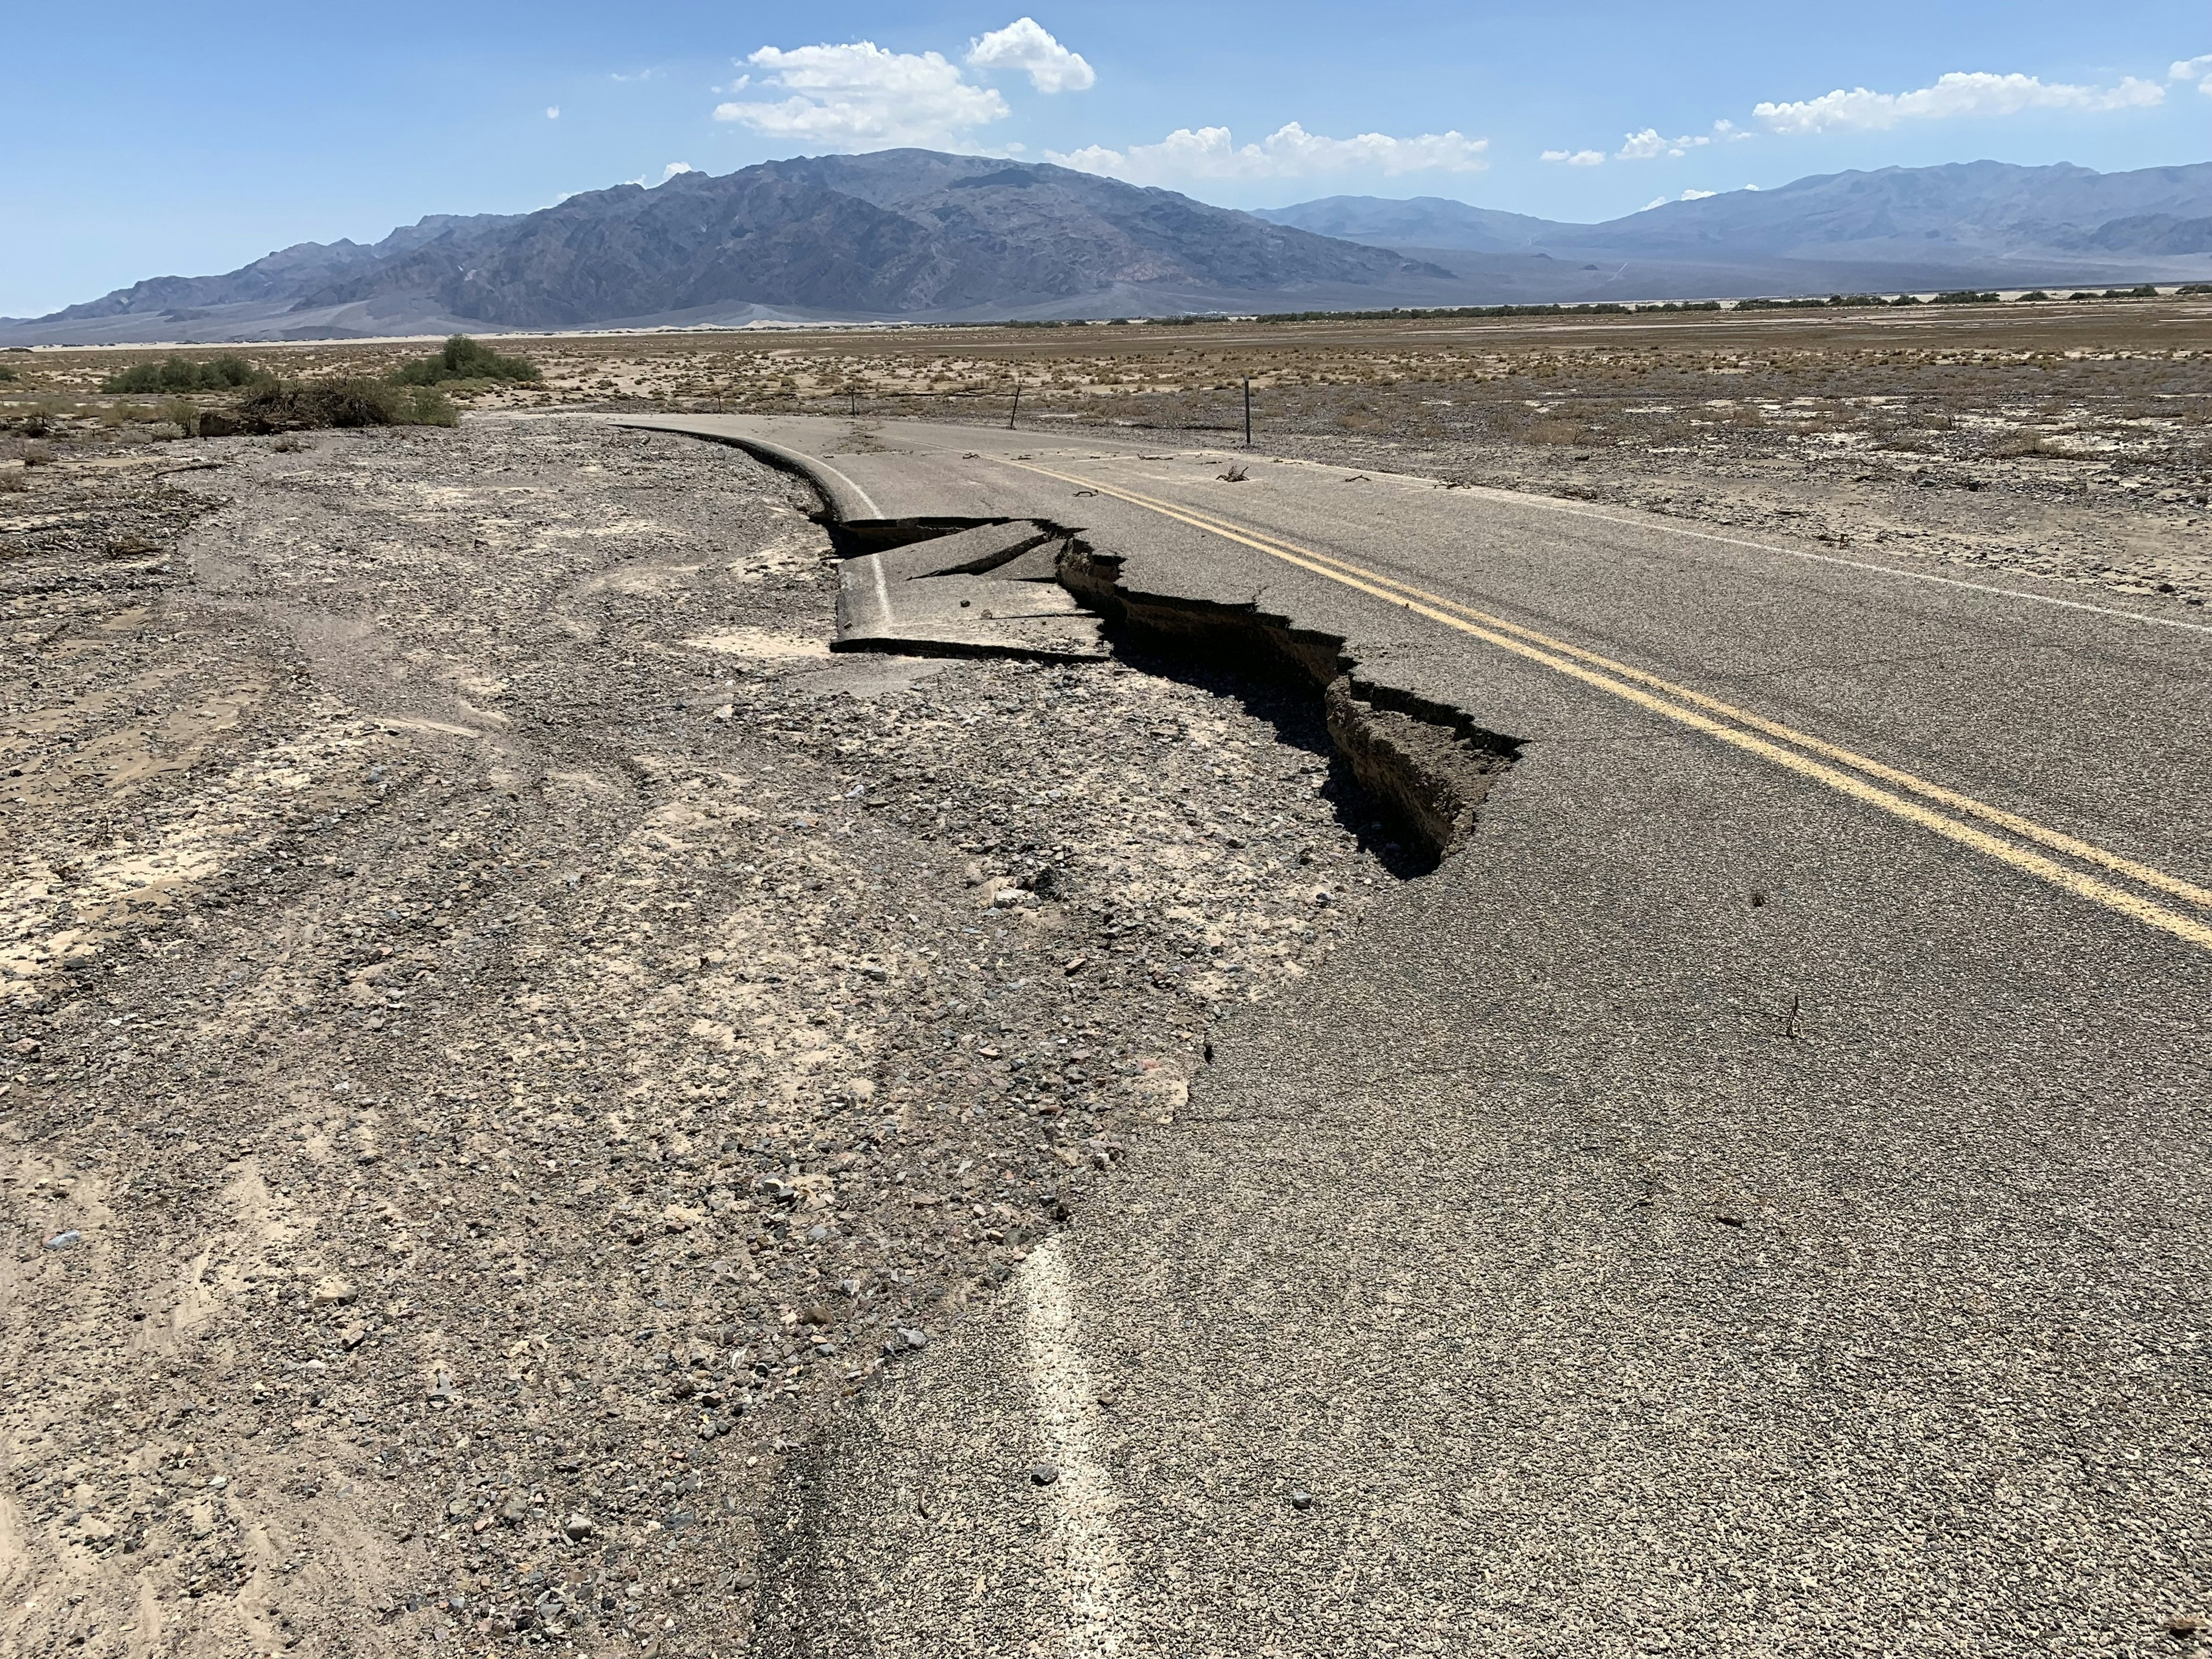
[[630, 414, 2212, 1658]]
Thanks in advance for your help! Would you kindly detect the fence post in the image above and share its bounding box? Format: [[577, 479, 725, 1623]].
[[1244, 377, 1252, 448], [1009, 377, 1021, 430]]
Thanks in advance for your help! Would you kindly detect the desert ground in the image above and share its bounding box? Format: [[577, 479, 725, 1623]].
[[1, 296, 2208, 1656]]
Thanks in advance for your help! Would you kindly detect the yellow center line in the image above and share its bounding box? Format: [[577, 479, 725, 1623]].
[[1002, 456, 2212, 955]]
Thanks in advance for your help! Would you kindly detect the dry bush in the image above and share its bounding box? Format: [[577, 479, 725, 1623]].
[[232, 378, 456, 432], [22, 440, 52, 466], [0, 466, 26, 493]]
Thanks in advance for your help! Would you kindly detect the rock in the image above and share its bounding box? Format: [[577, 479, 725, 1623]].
[[340, 1323, 366, 1349], [312, 1277, 355, 1307], [42, 1230, 82, 1250], [563, 1512, 596, 1540], [1290, 1490, 1313, 1510], [901, 1327, 927, 1351], [195, 410, 241, 438], [1029, 1463, 1058, 1487]]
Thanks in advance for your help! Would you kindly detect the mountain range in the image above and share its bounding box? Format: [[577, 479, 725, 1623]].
[[7, 153, 2210, 346]]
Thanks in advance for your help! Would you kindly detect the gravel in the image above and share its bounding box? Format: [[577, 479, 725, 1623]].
[[0, 412, 1403, 1656]]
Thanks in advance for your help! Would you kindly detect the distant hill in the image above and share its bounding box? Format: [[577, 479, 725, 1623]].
[[1251, 196, 1566, 252], [1258, 160, 2212, 281], [7, 154, 2210, 346], [2, 152, 1445, 345]]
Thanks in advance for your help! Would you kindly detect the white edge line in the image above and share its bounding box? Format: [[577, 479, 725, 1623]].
[[1018, 1236, 1124, 1656], [869, 552, 893, 630]]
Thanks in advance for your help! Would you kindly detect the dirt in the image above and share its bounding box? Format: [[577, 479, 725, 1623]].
[[0, 415, 1404, 1657]]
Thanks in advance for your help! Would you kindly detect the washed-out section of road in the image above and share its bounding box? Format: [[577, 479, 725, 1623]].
[[634, 414, 2212, 1658]]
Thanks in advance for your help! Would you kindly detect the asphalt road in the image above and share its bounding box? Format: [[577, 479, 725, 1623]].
[[626, 414, 2212, 1656]]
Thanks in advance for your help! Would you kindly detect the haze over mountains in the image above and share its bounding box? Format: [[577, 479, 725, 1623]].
[[8, 152, 2210, 346]]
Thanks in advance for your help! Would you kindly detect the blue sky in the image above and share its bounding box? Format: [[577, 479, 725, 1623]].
[[6, 1, 2207, 316]]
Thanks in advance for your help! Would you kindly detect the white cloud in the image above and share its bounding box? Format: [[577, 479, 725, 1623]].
[[713, 40, 1010, 147], [965, 18, 1094, 93], [1641, 187, 1729, 211], [1755, 70, 2164, 134], [1051, 122, 1488, 184], [626, 161, 699, 189], [611, 69, 660, 83], [2169, 54, 2212, 81], [1541, 147, 1605, 166], [1617, 126, 1714, 160], [546, 105, 561, 120]]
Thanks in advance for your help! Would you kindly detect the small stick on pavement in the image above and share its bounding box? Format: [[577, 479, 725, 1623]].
[[1784, 993, 1801, 1041]]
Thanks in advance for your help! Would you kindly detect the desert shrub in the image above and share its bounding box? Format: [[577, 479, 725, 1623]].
[[1932, 290, 1999, 306], [231, 377, 456, 433], [2018, 290, 2051, 302], [23, 440, 54, 465], [388, 335, 540, 387], [0, 466, 26, 492], [2180, 283, 2212, 296], [101, 354, 268, 394], [0, 364, 15, 383]]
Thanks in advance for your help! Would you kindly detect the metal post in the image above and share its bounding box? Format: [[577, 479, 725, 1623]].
[[1009, 377, 1021, 430], [849, 386, 857, 416], [1244, 377, 1252, 448]]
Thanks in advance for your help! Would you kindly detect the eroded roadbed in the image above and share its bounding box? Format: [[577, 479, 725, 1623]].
[[0, 415, 1413, 1657]]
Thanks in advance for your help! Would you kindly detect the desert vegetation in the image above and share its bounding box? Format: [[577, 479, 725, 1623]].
[[100, 352, 270, 393], [388, 332, 543, 387]]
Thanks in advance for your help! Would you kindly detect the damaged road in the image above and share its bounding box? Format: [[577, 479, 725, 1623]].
[[0, 415, 1421, 1658], [626, 414, 2212, 1657]]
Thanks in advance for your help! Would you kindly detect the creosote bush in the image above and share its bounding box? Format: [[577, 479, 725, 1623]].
[[101, 354, 270, 394], [389, 335, 541, 387], [228, 378, 457, 433]]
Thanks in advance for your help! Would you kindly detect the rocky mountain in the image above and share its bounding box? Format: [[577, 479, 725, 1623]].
[[4, 152, 1444, 345], [10, 154, 2209, 347], [36, 211, 529, 327], [1260, 160, 2212, 278]]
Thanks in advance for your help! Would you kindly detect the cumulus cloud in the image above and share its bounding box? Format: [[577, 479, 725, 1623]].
[[662, 162, 695, 180], [1755, 70, 2164, 134], [546, 105, 560, 119], [965, 17, 1094, 93], [1616, 126, 1718, 160], [1641, 186, 1734, 211], [1541, 147, 1605, 166], [1051, 122, 1488, 184], [713, 39, 1010, 147], [2172, 54, 2212, 91]]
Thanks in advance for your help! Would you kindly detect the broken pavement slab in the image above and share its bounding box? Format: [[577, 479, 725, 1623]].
[[835, 518, 1108, 660]]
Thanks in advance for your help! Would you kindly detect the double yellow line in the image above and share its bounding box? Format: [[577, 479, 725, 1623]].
[[1005, 457, 2212, 955]]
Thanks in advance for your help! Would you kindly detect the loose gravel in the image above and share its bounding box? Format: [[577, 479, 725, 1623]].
[[0, 414, 1399, 1657]]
